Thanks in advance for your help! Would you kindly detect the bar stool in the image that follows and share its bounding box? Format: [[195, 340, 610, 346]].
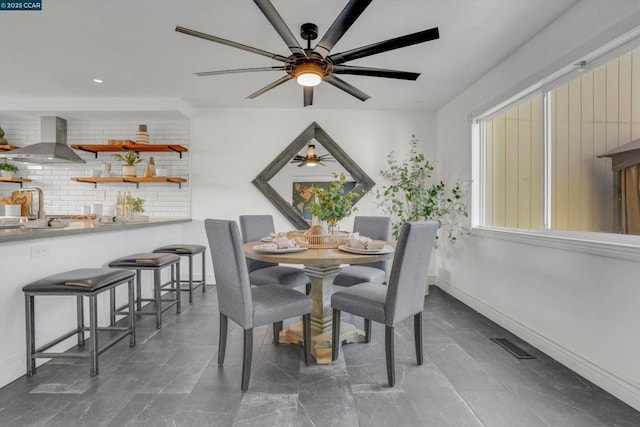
[[23, 268, 136, 377], [153, 244, 206, 303], [108, 253, 181, 329]]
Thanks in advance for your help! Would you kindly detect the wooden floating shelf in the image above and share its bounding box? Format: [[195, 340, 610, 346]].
[[70, 144, 188, 159], [71, 176, 187, 189], [0, 145, 20, 152], [0, 177, 32, 188]]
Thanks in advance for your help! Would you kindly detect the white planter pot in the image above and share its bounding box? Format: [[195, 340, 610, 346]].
[[0, 170, 15, 178], [122, 165, 137, 177]]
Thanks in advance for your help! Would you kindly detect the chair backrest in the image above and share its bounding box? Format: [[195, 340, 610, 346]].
[[239, 214, 277, 271], [353, 216, 391, 271], [204, 219, 254, 328], [384, 221, 439, 325]]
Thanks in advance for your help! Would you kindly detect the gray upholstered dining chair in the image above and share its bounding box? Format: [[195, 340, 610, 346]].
[[331, 221, 439, 387], [239, 215, 311, 295], [204, 219, 312, 392], [333, 216, 392, 287]]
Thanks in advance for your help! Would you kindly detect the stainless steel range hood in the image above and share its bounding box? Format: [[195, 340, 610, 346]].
[[0, 117, 85, 164]]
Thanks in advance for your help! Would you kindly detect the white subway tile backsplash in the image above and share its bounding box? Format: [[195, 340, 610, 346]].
[[0, 118, 190, 217]]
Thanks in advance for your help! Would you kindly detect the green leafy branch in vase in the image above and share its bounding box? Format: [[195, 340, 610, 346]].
[[375, 136, 468, 242], [306, 172, 359, 228]]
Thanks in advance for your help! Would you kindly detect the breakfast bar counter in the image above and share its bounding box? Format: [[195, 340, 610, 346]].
[[0, 217, 191, 243], [0, 217, 197, 389]]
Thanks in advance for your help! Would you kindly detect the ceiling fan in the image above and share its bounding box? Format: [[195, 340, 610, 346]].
[[291, 144, 335, 167], [176, 0, 439, 107]]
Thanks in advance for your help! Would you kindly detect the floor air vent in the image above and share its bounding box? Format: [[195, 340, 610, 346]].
[[490, 338, 536, 359]]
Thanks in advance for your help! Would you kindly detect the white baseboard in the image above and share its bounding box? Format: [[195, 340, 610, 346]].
[[435, 278, 640, 412]]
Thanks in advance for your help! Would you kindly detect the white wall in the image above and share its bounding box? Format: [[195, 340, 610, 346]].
[[0, 118, 190, 217], [187, 107, 436, 240], [436, 1, 640, 410]]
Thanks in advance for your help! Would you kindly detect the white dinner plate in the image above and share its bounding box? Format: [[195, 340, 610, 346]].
[[252, 245, 307, 254], [338, 245, 394, 255]]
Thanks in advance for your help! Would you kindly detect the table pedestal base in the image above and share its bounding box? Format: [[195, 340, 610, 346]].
[[280, 320, 366, 364]]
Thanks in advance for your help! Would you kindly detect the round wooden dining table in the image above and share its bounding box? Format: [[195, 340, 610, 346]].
[[243, 242, 394, 364]]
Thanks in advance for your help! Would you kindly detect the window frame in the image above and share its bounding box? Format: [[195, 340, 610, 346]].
[[471, 27, 640, 252]]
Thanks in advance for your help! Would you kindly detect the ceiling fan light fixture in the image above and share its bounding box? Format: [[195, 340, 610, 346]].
[[295, 63, 324, 87], [305, 158, 318, 166]]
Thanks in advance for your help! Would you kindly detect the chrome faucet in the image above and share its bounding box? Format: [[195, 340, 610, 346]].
[[17, 187, 44, 219]]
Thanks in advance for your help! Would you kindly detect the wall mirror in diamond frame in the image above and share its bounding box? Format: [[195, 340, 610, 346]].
[[252, 122, 375, 230]]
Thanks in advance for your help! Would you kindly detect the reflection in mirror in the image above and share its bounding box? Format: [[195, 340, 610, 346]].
[[252, 122, 375, 230]]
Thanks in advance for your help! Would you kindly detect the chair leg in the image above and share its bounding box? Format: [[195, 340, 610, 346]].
[[175, 263, 181, 314], [136, 270, 142, 311], [77, 295, 85, 346], [385, 325, 395, 387], [364, 318, 371, 343], [303, 314, 311, 365], [305, 283, 311, 296], [128, 278, 136, 347], [218, 313, 228, 365], [89, 295, 99, 377], [331, 309, 340, 361], [241, 328, 253, 392], [25, 294, 35, 376], [201, 250, 206, 293], [188, 255, 194, 303], [414, 312, 423, 365], [154, 269, 162, 329], [273, 321, 283, 345]]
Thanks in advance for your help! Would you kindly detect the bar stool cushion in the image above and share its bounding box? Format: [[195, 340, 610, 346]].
[[109, 253, 180, 268], [22, 268, 135, 294], [153, 244, 206, 255]]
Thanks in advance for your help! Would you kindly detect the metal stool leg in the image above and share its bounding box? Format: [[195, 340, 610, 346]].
[[109, 288, 116, 327], [128, 278, 136, 347], [89, 295, 99, 376], [188, 254, 194, 303], [136, 269, 142, 311], [154, 269, 162, 329], [176, 263, 181, 313], [25, 294, 35, 376], [77, 295, 85, 346]]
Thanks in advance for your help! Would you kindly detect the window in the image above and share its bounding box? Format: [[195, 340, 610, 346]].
[[477, 42, 640, 237]]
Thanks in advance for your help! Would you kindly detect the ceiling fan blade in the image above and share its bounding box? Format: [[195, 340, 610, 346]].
[[253, 0, 305, 56], [297, 162, 306, 167], [332, 65, 419, 80], [328, 27, 439, 65], [314, 0, 373, 58], [195, 66, 286, 77], [324, 75, 370, 102], [176, 26, 287, 62], [303, 86, 314, 107], [246, 75, 293, 99]]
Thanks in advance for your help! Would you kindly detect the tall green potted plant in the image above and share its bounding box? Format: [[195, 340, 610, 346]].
[[375, 136, 468, 242], [306, 172, 359, 234]]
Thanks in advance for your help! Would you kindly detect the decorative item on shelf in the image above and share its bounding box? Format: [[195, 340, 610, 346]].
[[143, 156, 156, 177], [306, 172, 358, 234], [113, 150, 143, 177], [0, 125, 8, 145], [136, 124, 149, 144], [132, 197, 145, 215], [101, 162, 112, 177], [0, 160, 19, 178], [375, 135, 469, 242]]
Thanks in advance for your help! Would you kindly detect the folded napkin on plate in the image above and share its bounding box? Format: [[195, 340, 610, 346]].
[[269, 232, 287, 239], [347, 233, 385, 250], [261, 236, 299, 249]]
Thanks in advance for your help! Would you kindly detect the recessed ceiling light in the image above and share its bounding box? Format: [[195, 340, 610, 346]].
[[93, 78, 103, 84]]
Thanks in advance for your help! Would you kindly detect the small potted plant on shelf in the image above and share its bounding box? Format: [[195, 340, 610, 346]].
[[0, 161, 19, 178], [306, 172, 358, 234], [131, 197, 145, 216], [113, 150, 143, 177]]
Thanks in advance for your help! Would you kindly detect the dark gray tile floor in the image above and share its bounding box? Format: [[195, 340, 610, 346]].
[[2, 286, 639, 426]]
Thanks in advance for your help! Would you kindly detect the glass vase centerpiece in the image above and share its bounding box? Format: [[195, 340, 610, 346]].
[[306, 172, 359, 235]]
